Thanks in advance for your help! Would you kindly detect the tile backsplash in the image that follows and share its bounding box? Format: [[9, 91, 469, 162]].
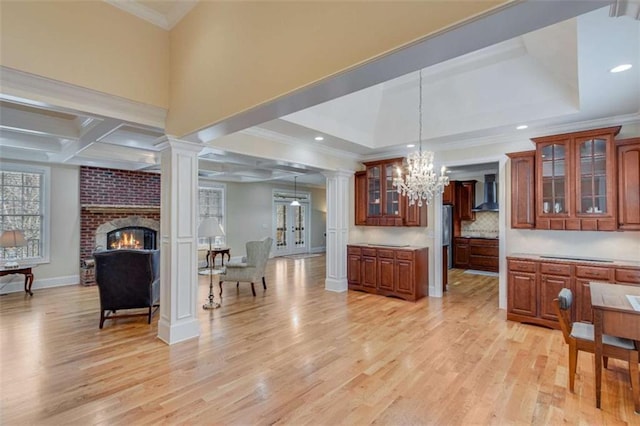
[[461, 211, 499, 238]]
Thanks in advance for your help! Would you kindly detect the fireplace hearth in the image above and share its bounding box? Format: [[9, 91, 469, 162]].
[[107, 227, 156, 250]]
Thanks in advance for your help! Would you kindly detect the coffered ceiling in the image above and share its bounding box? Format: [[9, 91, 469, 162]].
[[0, 3, 638, 187]]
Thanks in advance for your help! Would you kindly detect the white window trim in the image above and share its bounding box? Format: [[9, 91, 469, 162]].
[[0, 162, 51, 265], [198, 181, 226, 247]]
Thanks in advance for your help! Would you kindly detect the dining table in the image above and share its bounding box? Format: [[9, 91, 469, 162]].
[[590, 282, 640, 413]]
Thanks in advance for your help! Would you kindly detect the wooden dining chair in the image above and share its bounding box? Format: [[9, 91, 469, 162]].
[[553, 288, 639, 392]]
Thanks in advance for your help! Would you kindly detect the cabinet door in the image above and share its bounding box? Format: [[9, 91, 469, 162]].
[[454, 241, 470, 268], [457, 181, 476, 221], [442, 183, 454, 205], [575, 135, 615, 222], [508, 151, 535, 229], [537, 140, 570, 224], [362, 256, 377, 289], [378, 257, 395, 291], [617, 139, 640, 230], [539, 275, 571, 321], [347, 254, 362, 285], [508, 272, 537, 317], [404, 198, 427, 226], [354, 171, 367, 226], [384, 163, 402, 218], [396, 259, 415, 296], [367, 165, 382, 218]]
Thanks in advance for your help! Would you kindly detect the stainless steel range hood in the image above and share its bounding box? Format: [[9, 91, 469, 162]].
[[472, 174, 499, 212]]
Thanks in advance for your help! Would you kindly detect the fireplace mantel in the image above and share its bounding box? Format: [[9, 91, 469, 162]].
[[82, 205, 160, 213]]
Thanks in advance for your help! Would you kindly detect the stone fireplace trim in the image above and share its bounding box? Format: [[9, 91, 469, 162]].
[[95, 216, 160, 251]]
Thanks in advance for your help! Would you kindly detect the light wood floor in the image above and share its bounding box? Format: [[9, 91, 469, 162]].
[[2, 256, 639, 425]]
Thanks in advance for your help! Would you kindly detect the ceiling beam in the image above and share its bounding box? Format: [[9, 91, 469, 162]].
[[0, 104, 79, 139], [47, 118, 122, 163], [0, 131, 63, 152]]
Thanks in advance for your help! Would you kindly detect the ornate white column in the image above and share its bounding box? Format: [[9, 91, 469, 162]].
[[156, 137, 202, 345], [323, 170, 352, 292]]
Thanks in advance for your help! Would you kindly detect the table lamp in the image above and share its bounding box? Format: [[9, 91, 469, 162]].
[[1, 230, 27, 269], [198, 217, 225, 309]]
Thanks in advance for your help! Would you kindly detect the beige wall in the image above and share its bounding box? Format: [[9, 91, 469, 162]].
[[0, 1, 170, 108], [223, 181, 326, 258], [167, 1, 505, 136], [0, 162, 80, 292]]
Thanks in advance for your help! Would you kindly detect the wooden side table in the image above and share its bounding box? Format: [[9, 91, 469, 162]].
[[0, 266, 34, 295], [206, 248, 231, 268]]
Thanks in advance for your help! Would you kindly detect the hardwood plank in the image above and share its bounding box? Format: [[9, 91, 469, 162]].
[[1, 259, 639, 424]]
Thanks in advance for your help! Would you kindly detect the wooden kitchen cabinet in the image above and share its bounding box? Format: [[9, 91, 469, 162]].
[[456, 180, 476, 221], [507, 255, 640, 329], [354, 159, 427, 227], [507, 151, 536, 229], [617, 138, 640, 230], [532, 126, 620, 231], [442, 182, 455, 205], [347, 244, 428, 301], [454, 237, 498, 272]]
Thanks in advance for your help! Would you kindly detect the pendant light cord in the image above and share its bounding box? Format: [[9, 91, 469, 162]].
[[418, 69, 423, 155]]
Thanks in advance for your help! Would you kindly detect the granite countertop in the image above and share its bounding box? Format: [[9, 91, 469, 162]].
[[457, 235, 499, 240], [350, 243, 428, 250], [509, 253, 640, 268]]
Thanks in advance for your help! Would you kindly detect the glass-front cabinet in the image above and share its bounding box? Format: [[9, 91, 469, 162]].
[[532, 126, 620, 231], [354, 158, 427, 227]]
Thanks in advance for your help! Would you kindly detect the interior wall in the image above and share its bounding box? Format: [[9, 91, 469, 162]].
[[0, 1, 170, 108], [167, 0, 506, 136], [223, 181, 326, 257]]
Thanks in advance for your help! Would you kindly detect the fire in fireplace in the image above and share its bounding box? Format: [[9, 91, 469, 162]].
[[107, 227, 156, 250]]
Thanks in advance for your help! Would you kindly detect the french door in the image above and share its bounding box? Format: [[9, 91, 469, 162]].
[[273, 201, 308, 256]]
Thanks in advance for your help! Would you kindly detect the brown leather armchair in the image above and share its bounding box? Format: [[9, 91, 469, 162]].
[[93, 249, 160, 328]]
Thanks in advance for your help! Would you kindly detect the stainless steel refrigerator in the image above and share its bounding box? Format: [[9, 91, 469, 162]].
[[442, 205, 453, 269]]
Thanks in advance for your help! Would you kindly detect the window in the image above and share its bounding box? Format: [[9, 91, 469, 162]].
[[0, 164, 50, 263], [198, 183, 225, 246]]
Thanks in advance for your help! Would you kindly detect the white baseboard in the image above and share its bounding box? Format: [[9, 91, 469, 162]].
[[0, 274, 79, 294], [325, 277, 347, 292], [310, 246, 326, 254]]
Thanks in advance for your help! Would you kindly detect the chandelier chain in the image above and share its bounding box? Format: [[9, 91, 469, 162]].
[[392, 69, 450, 207]]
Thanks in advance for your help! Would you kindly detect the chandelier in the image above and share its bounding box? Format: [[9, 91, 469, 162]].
[[393, 69, 449, 207]]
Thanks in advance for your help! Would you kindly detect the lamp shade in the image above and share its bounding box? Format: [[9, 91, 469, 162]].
[[0, 230, 27, 248], [198, 217, 225, 238]]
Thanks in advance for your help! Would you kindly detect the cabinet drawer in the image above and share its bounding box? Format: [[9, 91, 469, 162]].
[[454, 238, 470, 245], [508, 259, 537, 273], [575, 266, 611, 280], [377, 249, 395, 259], [396, 250, 414, 260], [362, 248, 377, 257], [540, 262, 571, 276], [470, 255, 498, 268], [347, 246, 362, 255], [470, 246, 498, 257], [615, 268, 640, 284]]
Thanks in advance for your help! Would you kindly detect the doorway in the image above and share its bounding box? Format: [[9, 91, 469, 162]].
[[273, 201, 309, 256]]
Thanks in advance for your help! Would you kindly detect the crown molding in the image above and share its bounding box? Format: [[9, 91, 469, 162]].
[[104, 1, 197, 30], [241, 127, 362, 161], [0, 66, 167, 129]]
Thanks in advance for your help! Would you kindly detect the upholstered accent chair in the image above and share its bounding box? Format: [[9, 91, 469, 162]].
[[219, 237, 272, 297], [553, 288, 638, 392], [93, 249, 160, 329]]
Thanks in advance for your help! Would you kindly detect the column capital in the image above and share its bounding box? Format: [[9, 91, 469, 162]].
[[322, 169, 354, 180], [155, 136, 204, 153]]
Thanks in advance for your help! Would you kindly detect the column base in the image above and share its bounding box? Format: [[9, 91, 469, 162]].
[[157, 318, 200, 345], [325, 277, 347, 292]]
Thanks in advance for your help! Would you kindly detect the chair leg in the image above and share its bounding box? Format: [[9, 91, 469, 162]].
[[569, 341, 578, 392], [604, 356, 609, 369], [262, 276, 267, 290], [100, 310, 105, 329], [148, 306, 152, 324], [219, 280, 224, 297], [251, 282, 256, 296], [236, 283, 239, 289], [629, 351, 640, 413]]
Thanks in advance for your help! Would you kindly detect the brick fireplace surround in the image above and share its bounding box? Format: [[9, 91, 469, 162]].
[[80, 167, 160, 266]]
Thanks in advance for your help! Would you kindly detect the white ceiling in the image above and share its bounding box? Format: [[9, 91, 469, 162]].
[[0, 5, 638, 187]]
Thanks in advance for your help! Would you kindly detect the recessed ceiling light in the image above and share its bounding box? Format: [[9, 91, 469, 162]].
[[314, 136, 324, 141], [610, 64, 632, 73], [407, 144, 415, 148], [516, 125, 528, 130]]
